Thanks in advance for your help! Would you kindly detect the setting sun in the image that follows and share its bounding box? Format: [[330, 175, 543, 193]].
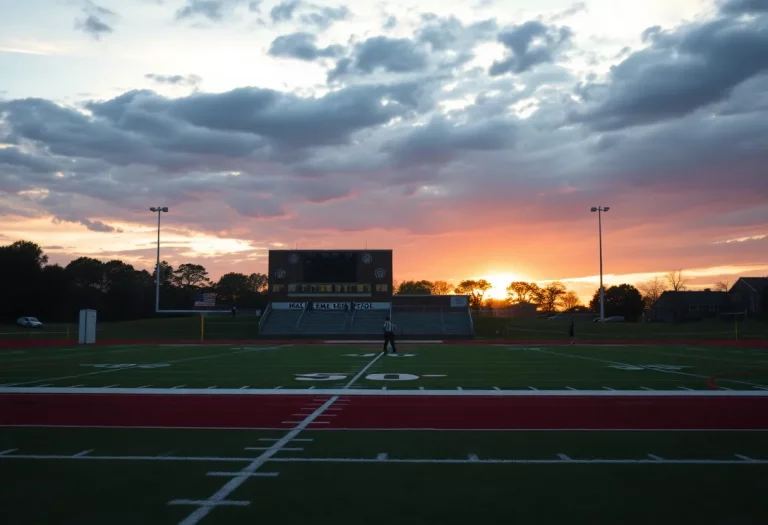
[[480, 273, 529, 300]]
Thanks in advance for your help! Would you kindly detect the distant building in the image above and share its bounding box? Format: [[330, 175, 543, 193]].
[[729, 277, 768, 315], [648, 290, 732, 323]]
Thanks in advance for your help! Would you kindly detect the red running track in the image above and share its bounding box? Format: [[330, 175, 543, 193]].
[[2, 393, 768, 430]]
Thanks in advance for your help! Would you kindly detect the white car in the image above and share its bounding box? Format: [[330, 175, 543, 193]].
[[17, 317, 43, 328]]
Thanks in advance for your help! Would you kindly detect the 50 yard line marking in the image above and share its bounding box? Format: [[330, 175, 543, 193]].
[[172, 350, 382, 524]]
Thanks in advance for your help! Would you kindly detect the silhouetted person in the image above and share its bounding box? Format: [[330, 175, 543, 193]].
[[568, 318, 575, 345], [382, 316, 397, 354]]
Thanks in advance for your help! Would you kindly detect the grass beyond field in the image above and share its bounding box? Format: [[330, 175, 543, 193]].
[[2, 342, 768, 524]]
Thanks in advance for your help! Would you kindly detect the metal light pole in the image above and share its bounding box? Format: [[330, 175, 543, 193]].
[[150, 207, 168, 312], [590, 206, 610, 322]]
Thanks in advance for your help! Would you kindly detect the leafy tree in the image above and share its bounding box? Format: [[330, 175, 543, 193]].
[[589, 284, 645, 321], [173, 263, 211, 288], [215, 273, 250, 304], [396, 280, 433, 294], [560, 291, 582, 311], [246, 273, 268, 294], [506, 281, 541, 305], [66, 257, 107, 291], [536, 282, 567, 312], [431, 280, 453, 295], [454, 279, 491, 307]]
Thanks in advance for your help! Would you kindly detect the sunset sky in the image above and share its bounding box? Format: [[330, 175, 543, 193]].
[[1, 0, 767, 303]]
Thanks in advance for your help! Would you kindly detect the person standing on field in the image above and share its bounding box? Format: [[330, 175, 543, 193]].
[[382, 316, 397, 354], [568, 318, 575, 345]]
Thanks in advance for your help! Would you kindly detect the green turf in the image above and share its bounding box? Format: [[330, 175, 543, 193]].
[[1, 427, 767, 524], [1, 342, 767, 390]]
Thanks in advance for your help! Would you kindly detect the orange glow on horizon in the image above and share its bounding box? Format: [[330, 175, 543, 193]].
[[481, 273, 528, 300]]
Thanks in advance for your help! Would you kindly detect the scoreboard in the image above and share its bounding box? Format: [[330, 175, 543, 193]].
[[268, 249, 393, 300]]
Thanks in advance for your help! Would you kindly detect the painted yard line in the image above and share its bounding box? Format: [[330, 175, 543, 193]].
[[206, 386, 217, 389], [0, 449, 19, 455], [207, 472, 279, 478], [239, 386, 249, 390], [174, 395, 341, 525], [528, 387, 537, 391], [37, 384, 52, 387], [602, 387, 614, 391], [169, 499, 249, 508], [73, 449, 93, 457], [377, 453, 388, 461], [734, 454, 754, 461], [648, 454, 664, 460], [69, 385, 84, 388], [557, 453, 571, 461], [258, 438, 313, 442], [274, 386, 282, 390], [678, 386, 693, 391], [3, 386, 768, 396], [492, 387, 500, 391], [566, 387, 577, 391], [344, 352, 385, 389], [527, 347, 768, 390], [244, 447, 304, 452], [4, 345, 279, 387], [172, 385, 186, 389], [4, 452, 768, 465], [104, 384, 119, 388], [641, 387, 654, 391]]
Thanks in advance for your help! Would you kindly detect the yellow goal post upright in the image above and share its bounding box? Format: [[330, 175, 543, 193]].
[[720, 310, 748, 340]]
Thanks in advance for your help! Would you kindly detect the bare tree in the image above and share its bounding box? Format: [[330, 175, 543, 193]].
[[714, 279, 732, 292], [665, 270, 689, 292], [638, 277, 667, 308]]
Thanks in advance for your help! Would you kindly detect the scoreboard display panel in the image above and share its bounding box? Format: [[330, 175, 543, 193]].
[[303, 252, 357, 283]]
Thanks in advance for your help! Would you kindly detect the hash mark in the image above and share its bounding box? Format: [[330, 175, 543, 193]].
[[0, 449, 18, 455], [641, 387, 654, 391], [207, 471, 279, 477], [239, 386, 249, 389], [677, 386, 693, 391], [171, 385, 186, 389], [528, 386, 537, 390], [468, 453, 478, 461], [377, 453, 388, 461], [557, 453, 571, 461], [602, 387, 614, 391], [566, 387, 577, 390], [206, 386, 217, 389], [73, 449, 93, 457], [735, 454, 754, 461], [648, 454, 664, 461], [492, 387, 500, 390]]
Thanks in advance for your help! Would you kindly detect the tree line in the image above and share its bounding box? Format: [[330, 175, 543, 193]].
[[1, 241, 268, 323], [396, 269, 706, 321]]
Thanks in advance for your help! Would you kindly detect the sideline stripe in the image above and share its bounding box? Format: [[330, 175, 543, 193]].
[[2, 386, 766, 396]]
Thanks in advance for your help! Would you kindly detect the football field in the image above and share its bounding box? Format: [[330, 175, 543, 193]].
[[2, 341, 768, 524]]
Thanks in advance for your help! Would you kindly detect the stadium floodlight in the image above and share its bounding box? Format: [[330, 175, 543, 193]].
[[591, 206, 610, 323], [150, 206, 169, 312]]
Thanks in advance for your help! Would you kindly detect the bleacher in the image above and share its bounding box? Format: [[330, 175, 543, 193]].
[[259, 303, 473, 338]]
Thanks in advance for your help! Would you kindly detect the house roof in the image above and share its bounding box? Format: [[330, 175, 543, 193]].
[[653, 290, 730, 308], [733, 277, 768, 293]]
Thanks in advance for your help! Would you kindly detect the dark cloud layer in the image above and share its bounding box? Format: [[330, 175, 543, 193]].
[[268, 32, 343, 61], [490, 21, 572, 75]]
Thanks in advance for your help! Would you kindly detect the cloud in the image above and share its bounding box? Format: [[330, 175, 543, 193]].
[[270, 0, 301, 22], [571, 11, 768, 130], [175, 0, 249, 22], [328, 37, 429, 80], [52, 216, 123, 233], [299, 5, 350, 30], [75, 2, 117, 40], [383, 15, 397, 30], [268, 33, 343, 61], [145, 73, 203, 87], [718, 0, 768, 15], [489, 21, 572, 76], [549, 2, 587, 22]]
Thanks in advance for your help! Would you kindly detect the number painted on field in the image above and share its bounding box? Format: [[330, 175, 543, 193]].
[[365, 373, 420, 381], [294, 373, 348, 381]]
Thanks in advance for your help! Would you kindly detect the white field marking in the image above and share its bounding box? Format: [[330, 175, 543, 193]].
[[343, 352, 385, 388], [258, 438, 313, 443], [734, 454, 754, 461], [4, 345, 280, 387], [69, 385, 84, 388], [527, 347, 768, 390], [324, 340, 442, 344], [104, 384, 119, 388], [528, 387, 537, 391], [274, 386, 282, 390], [0, 449, 18, 455], [73, 449, 93, 457], [308, 386, 315, 390], [244, 447, 304, 452], [493, 387, 500, 390], [207, 472, 279, 477], [566, 387, 577, 391], [5, 452, 768, 465], [174, 394, 341, 525], [602, 387, 614, 391], [557, 454, 571, 461], [468, 453, 479, 461], [419, 387, 424, 390], [281, 421, 303, 424], [678, 386, 693, 391], [169, 499, 249, 507], [206, 386, 216, 389], [382, 386, 387, 390], [239, 386, 248, 389], [422, 374, 446, 378], [641, 387, 655, 391], [37, 384, 52, 387], [377, 453, 388, 461], [172, 385, 186, 389], [648, 454, 664, 460], [3, 387, 768, 396], [138, 385, 151, 389]]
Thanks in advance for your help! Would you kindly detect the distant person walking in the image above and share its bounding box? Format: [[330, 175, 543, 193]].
[[382, 316, 397, 354], [568, 318, 575, 345]]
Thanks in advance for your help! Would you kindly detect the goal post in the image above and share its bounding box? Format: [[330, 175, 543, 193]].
[[720, 310, 748, 340]]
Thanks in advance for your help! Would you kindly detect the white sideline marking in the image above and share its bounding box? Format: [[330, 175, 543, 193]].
[[678, 386, 693, 391], [557, 453, 571, 461], [735, 454, 754, 461], [206, 386, 216, 389], [207, 472, 279, 478], [648, 454, 663, 460], [169, 499, 249, 507], [602, 387, 614, 391], [0, 449, 18, 455], [138, 385, 151, 389], [274, 386, 282, 390], [239, 386, 249, 389], [308, 386, 315, 390], [73, 449, 93, 457], [4, 452, 768, 465], [104, 384, 119, 388], [492, 387, 500, 391], [377, 453, 388, 461], [171, 385, 186, 389], [69, 385, 84, 388], [344, 352, 385, 388], [566, 387, 577, 391], [4, 386, 768, 396], [174, 395, 341, 525], [528, 387, 537, 391]]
